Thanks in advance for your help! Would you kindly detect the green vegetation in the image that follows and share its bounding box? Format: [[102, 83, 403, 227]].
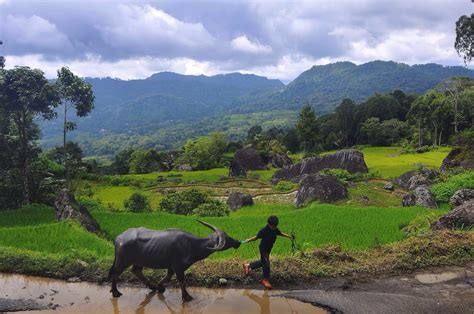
[[124, 192, 151, 213], [193, 200, 230, 217], [362, 146, 451, 178], [90, 185, 161, 211], [432, 171, 474, 203], [159, 189, 209, 215]]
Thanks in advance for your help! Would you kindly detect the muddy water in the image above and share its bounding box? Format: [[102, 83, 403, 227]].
[[0, 274, 327, 313]]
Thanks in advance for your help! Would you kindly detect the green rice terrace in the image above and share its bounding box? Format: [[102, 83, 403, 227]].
[[0, 145, 472, 285]]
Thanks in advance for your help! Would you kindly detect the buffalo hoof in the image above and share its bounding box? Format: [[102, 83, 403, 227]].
[[111, 290, 122, 298], [182, 294, 193, 303], [157, 285, 166, 294]]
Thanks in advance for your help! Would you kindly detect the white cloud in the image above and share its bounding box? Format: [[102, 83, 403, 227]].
[[98, 5, 215, 53], [5, 15, 73, 51], [5, 54, 222, 80], [338, 29, 458, 65], [231, 35, 272, 54]]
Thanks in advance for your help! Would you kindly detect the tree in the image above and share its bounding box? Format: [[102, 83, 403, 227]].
[[360, 117, 381, 145], [335, 99, 356, 147], [246, 125, 263, 145], [295, 104, 319, 152], [112, 149, 135, 174], [47, 141, 84, 177], [124, 192, 150, 213], [437, 77, 474, 133], [1, 67, 59, 204], [55, 67, 94, 183], [178, 132, 227, 170], [455, 13, 474, 64]]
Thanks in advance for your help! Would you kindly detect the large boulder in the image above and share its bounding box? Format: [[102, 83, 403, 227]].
[[272, 149, 368, 184], [440, 148, 474, 173], [54, 189, 102, 235], [176, 164, 193, 171], [226, 192, 253, 210], [268, 152, 293, 168], [450, 189, 474, 207], [229, 148, 267, 177], [295, 174, 348, 208], [394, 168, 439, 190], [432, 200, 474, 229], [401, 185, 438, 209]]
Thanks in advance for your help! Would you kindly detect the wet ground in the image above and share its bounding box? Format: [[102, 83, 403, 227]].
[[283, 263, 474, 314], [0, 274, 327, 313], [1, 263, 473, 313]]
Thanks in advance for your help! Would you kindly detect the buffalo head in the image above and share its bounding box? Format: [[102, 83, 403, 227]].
[[197, 220, 241, 250]]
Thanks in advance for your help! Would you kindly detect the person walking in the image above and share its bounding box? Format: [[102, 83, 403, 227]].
[[240, 215, 293, 289]]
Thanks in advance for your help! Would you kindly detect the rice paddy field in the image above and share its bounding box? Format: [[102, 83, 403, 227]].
[[0, 203, 439, 262]]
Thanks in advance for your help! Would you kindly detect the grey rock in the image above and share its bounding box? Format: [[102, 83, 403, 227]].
[[218, 278, 228, 285], [394, 167, 439, 190], [268, 152, 293, 168], [402, 186, 437, 208], [226, 192, 253, 210], [272, 149, 368, 184], [432, 200, 474, 229], [449, 189, 474, 207], [359, 195, 370, 204], [383, 183, 394, 191], [229, 148, 267, 177], [177, 164, 193, 171], [401, 193, 416, 206], [54, 189, 102, 235], [440, 148, 474, 173], [394, 171, 417, 189], [295, 175, 348, 208]]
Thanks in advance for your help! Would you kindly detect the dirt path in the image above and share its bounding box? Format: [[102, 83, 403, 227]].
[[281, 263, 474, 313]]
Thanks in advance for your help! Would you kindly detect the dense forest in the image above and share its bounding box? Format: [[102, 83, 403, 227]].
[[38, 61, 474, 156]]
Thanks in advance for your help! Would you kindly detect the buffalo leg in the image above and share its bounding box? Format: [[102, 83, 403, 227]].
[[176, 271, 193, 302], [156, 269, 174, 293], [132, 265, 157, 290], [110, 260, 129, 297]]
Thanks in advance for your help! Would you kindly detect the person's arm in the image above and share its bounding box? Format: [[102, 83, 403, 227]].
[[277, 228, 294, 240], [240, 236, 257, 244]]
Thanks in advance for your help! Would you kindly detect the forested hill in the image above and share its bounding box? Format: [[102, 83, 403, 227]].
[[39, 61, 474, 155], [237, 61, 474, 115]]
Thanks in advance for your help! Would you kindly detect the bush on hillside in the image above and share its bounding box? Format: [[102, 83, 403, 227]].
[[431, 171, 474, 203], [159, 189, 209, 215], [273, 180, 298, 192], [124, 192, 151, 213], [193, 200, 230, 217]]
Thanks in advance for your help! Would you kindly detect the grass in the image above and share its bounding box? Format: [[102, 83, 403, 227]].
[[338, 180, 405, 207], [92, 203, 438, 259], [431, 171, 474, 203], [121, 168, 229, 184], [361, 146, 451, 178], [92, 185, 162, 211], [0, 221, 113, 258], [0, 203, 439, 260]]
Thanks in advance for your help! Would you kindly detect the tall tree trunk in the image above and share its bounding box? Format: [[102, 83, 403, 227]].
[[63, 102, 69, 186], [454, 96, 458, 134], [418, 119, 422, 148], [433, 125, 437, 147], [438, 129, 443, 146], [19, 112, 30, 205]]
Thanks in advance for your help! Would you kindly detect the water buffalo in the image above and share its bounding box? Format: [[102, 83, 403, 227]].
[[108, 220, 241, 302]]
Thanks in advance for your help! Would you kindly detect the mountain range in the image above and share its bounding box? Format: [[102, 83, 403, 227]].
[[39, 60, 474, 156]]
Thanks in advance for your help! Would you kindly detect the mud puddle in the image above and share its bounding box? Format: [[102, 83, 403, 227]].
[[0, 273, 327, 313]]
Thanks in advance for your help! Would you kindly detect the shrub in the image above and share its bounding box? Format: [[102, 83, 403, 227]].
[[273, 180, 298, 192], [124, 193, 151, 213], [319, 168, 378, 182], [159, 189, 208, 215], [431, 171, 474, 203], [193, 200, 230, 217]]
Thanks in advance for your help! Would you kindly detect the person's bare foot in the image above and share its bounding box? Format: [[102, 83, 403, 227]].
[[261, 279, 272, 290], [243, 263, 250, 275]]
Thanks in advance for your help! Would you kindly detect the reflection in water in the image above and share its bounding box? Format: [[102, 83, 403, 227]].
[[1, 273, 327, 314]]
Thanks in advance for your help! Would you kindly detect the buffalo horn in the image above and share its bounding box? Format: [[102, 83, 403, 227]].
[[196, 220, 226, 251]]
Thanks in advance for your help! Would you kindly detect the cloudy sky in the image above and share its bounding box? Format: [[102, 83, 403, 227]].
[[0, 0, 472, 82]]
